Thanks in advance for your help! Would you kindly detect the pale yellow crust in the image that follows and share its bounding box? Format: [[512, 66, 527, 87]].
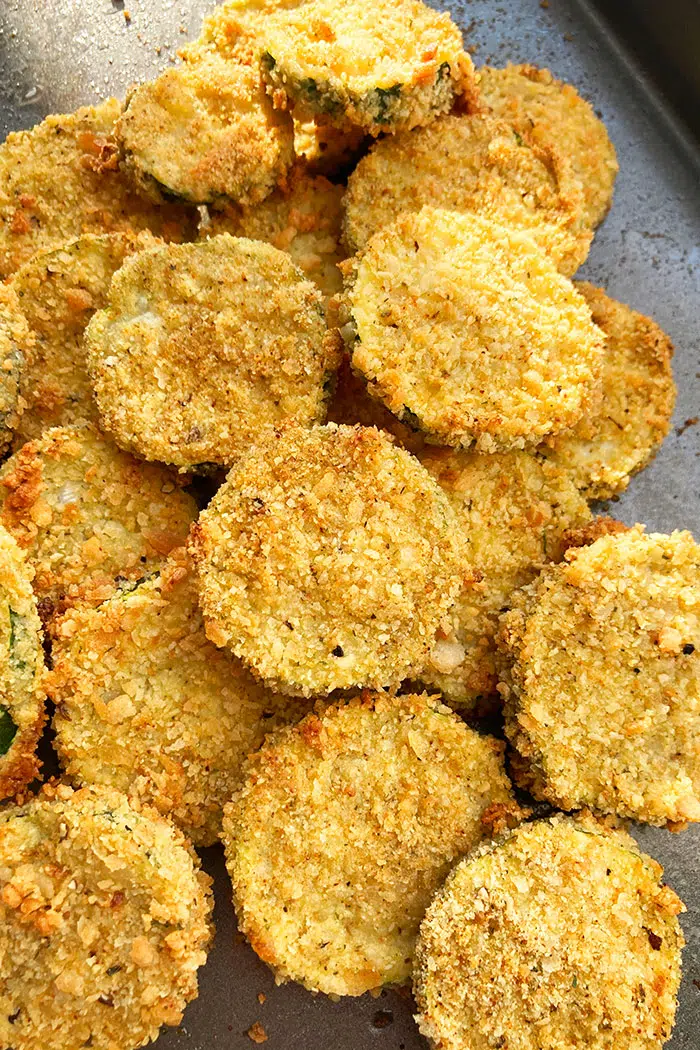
[[415, 815, 685, 1050], [498, 527, 700, 825], [0, 783, 213, 1050], [343, 113, 592, 274], [0, 99, 195, 281], [0, 284, 31, 455], [189, 423, 470, 696], [349, 208, 604, 452], [222, 692, 520, 995]]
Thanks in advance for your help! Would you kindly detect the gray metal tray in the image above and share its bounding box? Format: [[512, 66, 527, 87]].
[[0, 1, 698, 1047]]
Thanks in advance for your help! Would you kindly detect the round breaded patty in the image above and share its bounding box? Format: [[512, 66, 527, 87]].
[[0, 424, 197, 616], [190, 423, 469, 696], [479, 63, 619, 229], [541, 282, 676, 500], [349, 207, 604, 452], [0, 783, 212, 1050], [222, 692, 519, 996], [117, 53, 294, 207], [201, 167, 346, 298], [11, 232, 159, 449], [181, 0, 311, 63], [414, 815, 685, 1050], [87, 235, 339, 471], [418, 448, 590, 712], [498, 527, 700, 825], [343, 113, 591, 274], [0, 99, 195, 281], [260, 0, 477, 136], [0, 284, 31, 455], [49, 548, 310, 847]]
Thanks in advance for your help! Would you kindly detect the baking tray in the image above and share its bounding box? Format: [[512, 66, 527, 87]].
[[0, 1, 698, 1047]]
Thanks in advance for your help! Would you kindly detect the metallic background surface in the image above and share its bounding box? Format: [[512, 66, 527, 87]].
[[0, 1, 698, 1047]]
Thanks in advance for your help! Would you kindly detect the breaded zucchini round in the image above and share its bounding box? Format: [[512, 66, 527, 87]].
[[343, 113, 591, 274], [0, 424, 197, 616], [0, 99, 195, 281], [414, 815, 685, 1050], [541, 282, 676, 500], [190, 423, 469, 696], [260, 0, 477, 135], [181, 0, 311, 64], [117, 53, 294, 207], [49, 548, 310, 847], [498, 526, 700, 825], [479, 63, 619, 229], [201, 167, 346, 297], [0, 783, 212, 1050], [87, 235, 339, 471], [418, 448, 590, 712], [223, 692, 519, 996], [326, 355, 427, 453], [349, 207, 604, 452], [0, 526, 45, 800], [0, 284, 31, 455], [11, 232, 159, 449]]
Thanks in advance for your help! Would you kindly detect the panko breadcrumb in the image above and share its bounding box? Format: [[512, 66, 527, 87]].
[[414, 815, 685, 1050], [326, 355, 427, 454], [418, 448, 590, 712], [189, 423, 469, 696], [0, 784, 212, 1050], [49, 548, 311, 847], [223, 692, 519, 995], [479, 63, 618, 229], [260, 0, 477, 135], [349, 207, 604, 452], [0, 526, 45, 800], [0, 99, 195, 280], [343, 113, 591, 274], [11, 231, 160, 449], [498, 526, 700, 825], [86, 235, 339, 471], [0, 423, 197, 616], [0, 284, 31, 455], [540, 282, 676, 500]]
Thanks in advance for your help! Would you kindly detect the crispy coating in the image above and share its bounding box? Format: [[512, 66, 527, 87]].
[[260, 0, 477, 135], [0, 783, 212, 1050], [87, 235, 339, 471], [414, 815, 685, 1050], [349, 208, 604, 452], [11, 232, 160, 449], [189, 423, 469, 696], [181, 0, 311, 63], [117, 53, 295, 207], [418, 448, 591, 712], [541, 282, 676, 500], [0, 424, 197, 615], [49, 548, 310, 847], [201, 167, 346, 297], [0, 99, 195, 281], [222, 692, 519, 995], [498, 526, 700, 825], [292, 115, 368, 176], [326, 355, 427, 453], [0, 284, 31, 454], [343, 113, 592, 274], [0, 527, 45, 799], [479, 63, 618, 229]]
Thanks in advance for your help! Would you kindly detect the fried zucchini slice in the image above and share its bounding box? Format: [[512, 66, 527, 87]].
[[415, 815, 684, 1050], [326, 355, 427, 453], [223, 693, 519, 995], [0, 284, 31, 455], [498, 526, 700, 825]]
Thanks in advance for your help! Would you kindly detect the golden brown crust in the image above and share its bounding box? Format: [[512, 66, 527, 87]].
[[326, 355, 427, 453], [0, 284, 31, 455]]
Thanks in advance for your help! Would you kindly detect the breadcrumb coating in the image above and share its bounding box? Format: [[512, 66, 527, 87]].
[[292, 114, 368, 176], [479, 63, 618, 229], [0, 424, 197, 616], [180, 0, 311, 64], [0, 783, 212, 1050], [0, 283, 31, 455], [49, 548, 310, 847], [0, 99, 195, 281], [349, 207, 604, 452], [541, 282, 676, 500], [189, 423, 469, 696], [343, 113, 591, 274], [326, 355, 427, 453], [415, 815, 685, 1050], [87, 235, 339, 471], [223, 692, 519, 995], [498, 526, 700, 825]]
